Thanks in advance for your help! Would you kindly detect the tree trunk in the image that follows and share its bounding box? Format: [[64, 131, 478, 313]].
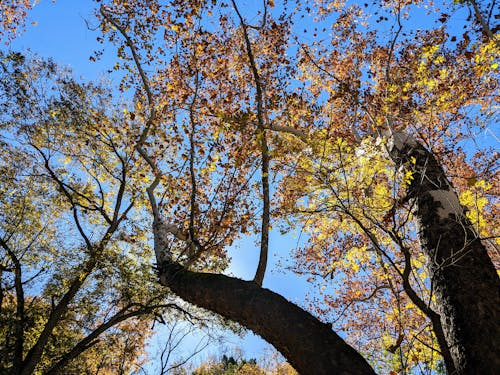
[[156, 133, 499, 375], [158, 262, 376, 375], [388, 132, 500, 374]]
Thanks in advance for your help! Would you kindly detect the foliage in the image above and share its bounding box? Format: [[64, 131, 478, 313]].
[[1, 0, 499, 373], [187, 354, 297, 375], [91, 0, 498, 372], [0, 293, 150, 374], [0, 51, 193, 374], [0, 0, 32, 41]]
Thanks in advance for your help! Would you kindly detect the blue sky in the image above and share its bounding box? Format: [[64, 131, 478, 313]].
[[10, 1, 104, 79]]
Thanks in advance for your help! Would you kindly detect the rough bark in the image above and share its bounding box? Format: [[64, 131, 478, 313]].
[[158, 262, 376, 375], [389, 132, 500, 374], [0, 239, 25, 374]]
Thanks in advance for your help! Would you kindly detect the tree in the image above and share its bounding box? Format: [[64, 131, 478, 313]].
[[0, 0, 32, 41], [2, 0, 499, 374], [188, 353, 297, 375], [0, 52, 201, 374]]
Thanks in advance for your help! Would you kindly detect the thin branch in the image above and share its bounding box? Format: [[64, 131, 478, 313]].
[[232, 0, 270, 286], [385, 4, 403, 84], [298, 41, 378, 132], [100, 7, 162, 221], [364, 208, 457, 373], [187, 71, 201, 262], [159, 322, 211, 374], [45, 303, 185, 374], [100, 7, 154, 112], [342, 210, 403, 278], [32, 146, 93, 251], [18, 143, 129, 375], [466, 0, 496, 42], [383, 4, 403, 133]]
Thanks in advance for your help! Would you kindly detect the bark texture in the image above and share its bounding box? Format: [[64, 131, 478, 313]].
[[158, 262, 375, 375], [389, 132, 500, 374]]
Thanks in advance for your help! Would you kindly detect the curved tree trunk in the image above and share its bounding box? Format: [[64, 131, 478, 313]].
[[389, 132, 500, 374], [158, 262, 376, 375], [156, 133, 499, 375]]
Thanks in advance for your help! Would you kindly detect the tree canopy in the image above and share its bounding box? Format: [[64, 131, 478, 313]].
[[1, 0, 499, 374]]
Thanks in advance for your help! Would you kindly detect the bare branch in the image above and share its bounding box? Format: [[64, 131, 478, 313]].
[[45, 303, 185, 375], [232, 0, 270, 286], [466, 0, 496, 42]]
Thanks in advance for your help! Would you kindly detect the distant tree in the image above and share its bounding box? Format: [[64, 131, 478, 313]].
[[190, 354, 295, 375]]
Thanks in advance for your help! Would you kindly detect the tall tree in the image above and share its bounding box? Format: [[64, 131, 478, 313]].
[[96, 0, 498, 373], [2, 0, 499, 374], [0, 52, 196, 374]]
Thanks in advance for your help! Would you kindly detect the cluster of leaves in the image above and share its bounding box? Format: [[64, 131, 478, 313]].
[[0, 0, 33, 42]]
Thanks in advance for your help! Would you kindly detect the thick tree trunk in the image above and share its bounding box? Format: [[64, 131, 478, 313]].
[[158, 262, 376, 375], [389, 132, 500, 374]]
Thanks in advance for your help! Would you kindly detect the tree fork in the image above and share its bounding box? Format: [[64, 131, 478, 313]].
[[158, 261, 375, 375]]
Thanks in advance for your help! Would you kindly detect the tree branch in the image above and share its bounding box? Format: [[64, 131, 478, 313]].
[[100, 7, 162, 222], [0, 237, 24, 372], [466, 0, 496, 42], [45, 303, 184, 374], [158, 261, 376, 375], [232, 0, 270, 286]]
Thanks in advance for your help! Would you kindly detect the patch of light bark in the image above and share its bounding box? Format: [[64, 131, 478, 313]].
[[389, 131, 418, 151], [153, 220, 176, 262], [428, 190, 463, 219]]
